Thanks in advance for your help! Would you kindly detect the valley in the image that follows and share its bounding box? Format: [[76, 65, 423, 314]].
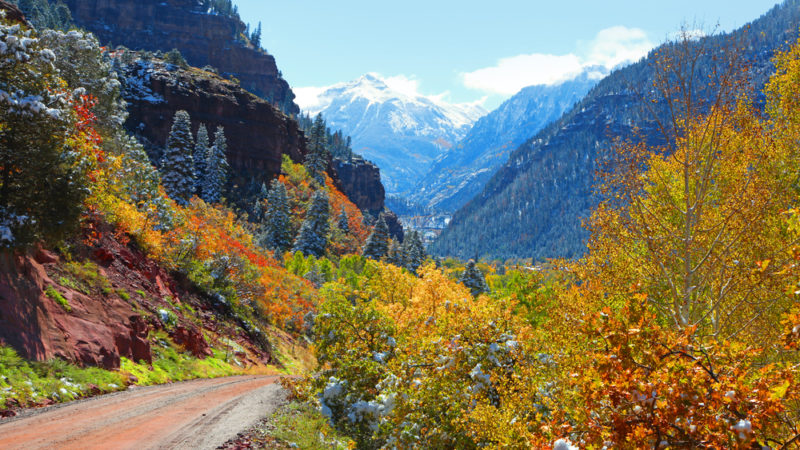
[[2, 0, 800, 448]]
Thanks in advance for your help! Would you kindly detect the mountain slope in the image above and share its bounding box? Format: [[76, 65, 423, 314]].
[[410, 70, 601, 213], [431, 0, 800, 260], [299, 74, 486, 194]]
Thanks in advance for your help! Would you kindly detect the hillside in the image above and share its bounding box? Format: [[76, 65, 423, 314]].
[[432, 0, 800, 260], [298, 73, 486, 194], [410, 70, 601, 213]]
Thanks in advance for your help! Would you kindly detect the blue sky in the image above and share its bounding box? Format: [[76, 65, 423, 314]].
[[235, 0, 782, 110]]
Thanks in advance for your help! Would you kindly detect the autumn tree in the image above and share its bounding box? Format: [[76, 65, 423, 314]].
[[586, 29, 797, 345]]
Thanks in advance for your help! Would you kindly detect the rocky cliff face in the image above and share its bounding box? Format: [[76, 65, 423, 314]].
[[331, 157, 404, 241], [120, 58, 305, 186], [64, 0, 298, 114], [0, 223, 274, 370], [331, 157, 384, 215]]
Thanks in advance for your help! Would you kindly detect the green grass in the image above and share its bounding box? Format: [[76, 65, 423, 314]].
[[64, 260, 111, 293], [120, 331, 240, 385], [0, 346, 125, 409], [58, 276, 83, 293], [267, 402, 353, 449], [45, 285, 71, 312], [117, 289, 130, 301], [135, 289, 147, 298]]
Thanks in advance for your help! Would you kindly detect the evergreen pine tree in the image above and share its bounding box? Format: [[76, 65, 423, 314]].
[[304, 264, 325, 288], [386, 239, 404, 267], [193, 124, 210, 197], [403, 230, 426, 273], [337, 206, 350, 233], [202, 126, 229, 203], [362, 213, 390, 260], [260, 179, 293, 253], [293, 190, 330, 257], [251, 21, 262, 48], [459, 260, 490, 296], [161, 110, 195, 205], [253, 182, 268, 222], [304, 113, 328, 183]]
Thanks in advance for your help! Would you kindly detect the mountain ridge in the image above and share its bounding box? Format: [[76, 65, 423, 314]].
[[432, 0, 800, 260], [297, 73, 487, 194], [410, 69, 603, 213]]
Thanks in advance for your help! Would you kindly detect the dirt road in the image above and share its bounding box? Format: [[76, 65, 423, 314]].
[[0, 375, 284, 449]]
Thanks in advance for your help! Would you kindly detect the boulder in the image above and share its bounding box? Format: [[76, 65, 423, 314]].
[[171, 326, 212, 358]]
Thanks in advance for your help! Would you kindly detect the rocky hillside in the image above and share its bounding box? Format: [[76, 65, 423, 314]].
[[63, 0, 298, 114], [118, 55, 400, 233], [410, 71, 601, 213], [432, 0, 800, 260], [118, 56, 305, 187], [0, 222, 275, 371]]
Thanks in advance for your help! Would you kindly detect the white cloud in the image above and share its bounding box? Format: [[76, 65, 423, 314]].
[[383, 74, 422, 98], [462, 54, 584, 96], [294, 85, 329, 112], [585, 26, 653, 69], [461, 26, 655, 96]]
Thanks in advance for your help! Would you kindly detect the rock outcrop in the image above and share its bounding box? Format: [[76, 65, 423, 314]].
[[0, 1, 27, 25], [331, 157, 385, 215], [64, 0, 298, 114], [331, 157, 404, 241], [0, 252, 151, 370], [0, 223, 273, 370], [120, 59, 305, 185]]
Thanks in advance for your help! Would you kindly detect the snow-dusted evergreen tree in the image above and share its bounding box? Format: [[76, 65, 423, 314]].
[[403, 230, 426, 273], [304, 113, 328, 183], [260, 179, 293, 253], [202, 126, 230, 203], [193, 124, 210, 197], [337, 206, 350, 233], [304, 264, 325, 288], [293, 190, 330, 257], [0, 22, 89, 247], [459, 259, 490, 296], [362, 213, 390, 260], [161, 110, 195, 204], [253, 182, 268, 222], [386, 239, 404, 267]]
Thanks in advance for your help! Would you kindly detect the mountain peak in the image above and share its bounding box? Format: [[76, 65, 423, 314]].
[[296, 73, 488, 193]]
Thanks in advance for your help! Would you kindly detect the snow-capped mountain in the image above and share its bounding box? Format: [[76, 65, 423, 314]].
[[296, 73, 486, 194], [409, 68, 604, 213]]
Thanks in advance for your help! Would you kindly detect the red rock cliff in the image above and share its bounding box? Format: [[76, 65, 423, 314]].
[[64, 0, 298, 114], [120, 58, 305, 184]]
